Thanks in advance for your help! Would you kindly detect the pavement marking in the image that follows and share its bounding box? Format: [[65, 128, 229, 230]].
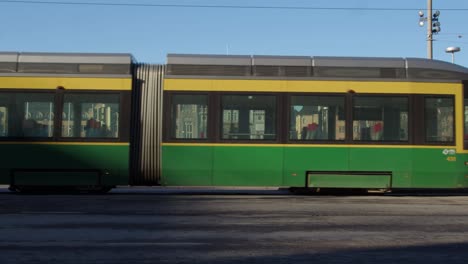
[[19, 211, 84, 214], [105, 242, 208, 246], [0, 242, 209, 247]]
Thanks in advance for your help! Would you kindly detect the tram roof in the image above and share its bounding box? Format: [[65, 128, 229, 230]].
[[167, 54, 468, 81], [0, 52, 133, 75]]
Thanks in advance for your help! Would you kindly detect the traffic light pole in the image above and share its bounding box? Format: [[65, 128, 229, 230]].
[[427, 0, 433, 59], [419, 0, 440, 59]]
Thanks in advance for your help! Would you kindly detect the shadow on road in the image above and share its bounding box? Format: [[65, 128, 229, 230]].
[[168, 241, 468, 264]]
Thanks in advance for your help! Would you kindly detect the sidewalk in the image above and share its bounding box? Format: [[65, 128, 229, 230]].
[[110, 186, 288, 195], [0, 185, 289, 195]]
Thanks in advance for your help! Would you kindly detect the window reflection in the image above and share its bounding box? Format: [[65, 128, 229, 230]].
[[20, 93, 55, 138], [62, 94, 120, 138], [353, 96, 408, 141], [171, 94, 208, 139], [290, 95, 345, 141], [464, 99, 468, 143], [221, 95, 276, 140], [0, 106, 8, 137], [425, 97, 454, 142]]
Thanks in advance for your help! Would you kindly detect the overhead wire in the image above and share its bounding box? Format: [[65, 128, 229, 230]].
[[0, 0, 468, 11], [435, 39, 468, 45]]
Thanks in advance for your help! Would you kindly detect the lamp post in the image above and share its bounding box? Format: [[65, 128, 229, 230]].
[[445, 47, 461, 63], [418, 0, 441, 59]]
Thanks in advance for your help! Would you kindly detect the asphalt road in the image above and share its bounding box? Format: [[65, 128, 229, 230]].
[[1, 187, 468, 263]]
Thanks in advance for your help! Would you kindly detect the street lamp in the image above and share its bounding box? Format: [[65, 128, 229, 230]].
[[418, 0, 441, 59], [445, 46, 461, 63]]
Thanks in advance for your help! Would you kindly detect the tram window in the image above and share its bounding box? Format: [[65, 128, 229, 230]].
[[464, 85, 468, 148], [221, 95, 276, 140], [62, 94, 120, 138], [171, 94, 208, 139], [290, 95, 345, 141], [425, 97, 454, 143], [0, 106, 8, 137], [0, 93, 11, 137], [17, 93, 55, 138], [353, 96, 408, 141]]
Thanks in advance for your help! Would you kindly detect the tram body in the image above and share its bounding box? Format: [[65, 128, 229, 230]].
[[1, 52, 468, 191], [160, 55, 468, 190]]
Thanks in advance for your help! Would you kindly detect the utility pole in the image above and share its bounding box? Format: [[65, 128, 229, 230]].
[[427, 0, 433, 59], [418, 0, 441, 59]]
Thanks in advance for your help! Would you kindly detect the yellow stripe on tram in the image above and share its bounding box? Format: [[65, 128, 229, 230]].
[[164, 79, 460, 94], [0, 77, 132, 90], [161, 142, 454, 149]]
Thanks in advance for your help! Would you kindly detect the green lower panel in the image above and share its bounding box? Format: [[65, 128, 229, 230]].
[[283, 147, 349, 186], [213, 146, 283, 186], [411, 149, 458, 188], [161, 145, 283, 186], [0, 143, 129, 186], [161, 146, 213, 186], [348, 148, 411, 187], [309, 174, 391, 189], [161, 145, 468, 189]]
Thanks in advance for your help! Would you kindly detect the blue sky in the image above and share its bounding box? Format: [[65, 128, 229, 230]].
[[0, 0, 467, 66]]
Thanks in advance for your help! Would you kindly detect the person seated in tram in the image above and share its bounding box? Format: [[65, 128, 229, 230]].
[[85, 118, 101, 137], [22, 118, 38, 137]]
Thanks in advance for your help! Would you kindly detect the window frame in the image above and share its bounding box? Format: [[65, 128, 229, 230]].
[[0, 89, 129, 142], [57, 90, 127, 142], [164, 91, 282, 143], [0, 89, 56, 141], [217, 92, 281, 143], [422, 94, 455, 146], [286, 93, 347, 144], [163, 91, 212, 142], [162, 90, 459, 147], [351, 94, 411, 144]]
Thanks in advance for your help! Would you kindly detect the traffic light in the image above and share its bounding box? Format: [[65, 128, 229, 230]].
[[432, 10, 441, 33], [417, 10, 441, 34]]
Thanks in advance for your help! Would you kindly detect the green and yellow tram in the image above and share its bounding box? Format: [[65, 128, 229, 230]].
[[161, 54, 468, 190], [1, 52, 468, 192]]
